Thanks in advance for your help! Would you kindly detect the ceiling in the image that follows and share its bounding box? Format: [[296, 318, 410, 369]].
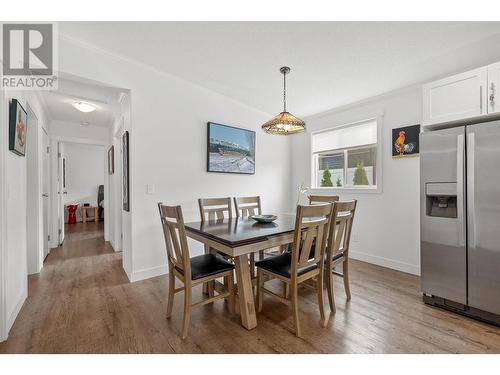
[[41, 75, 124, 127], [60, 22, 500, 117]]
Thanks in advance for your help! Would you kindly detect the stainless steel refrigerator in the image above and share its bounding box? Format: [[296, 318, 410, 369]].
[[420, 120, 500, 325]]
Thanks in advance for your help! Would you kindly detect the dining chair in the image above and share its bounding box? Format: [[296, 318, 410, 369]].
[[255, 203, 333, 337], [158, 203, 235, 339], [234, 196, 265, 278], [308, 194, 339, 204], [198, 197, 233, 295], [234, 196, 261, 218], [198, 197, 233, 221], [325, 200, 357, 313]]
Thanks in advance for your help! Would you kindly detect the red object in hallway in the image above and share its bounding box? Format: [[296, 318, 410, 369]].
[[67, 204, 78, 224]]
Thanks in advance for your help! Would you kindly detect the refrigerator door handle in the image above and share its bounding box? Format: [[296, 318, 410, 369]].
[[457, 134, 465, 247], [467, 132, 476, 248]]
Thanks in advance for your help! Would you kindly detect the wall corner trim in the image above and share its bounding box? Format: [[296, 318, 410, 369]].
[[129, 264, 168, 283], [350, 250, 420, 276], [6, 288, 28, 334]]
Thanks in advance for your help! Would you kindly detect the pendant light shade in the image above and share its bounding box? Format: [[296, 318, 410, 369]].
[[262, 66, 305, 135]]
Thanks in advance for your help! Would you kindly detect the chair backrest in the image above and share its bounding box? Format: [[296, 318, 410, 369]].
[[158, 203, 191, 279], [327, 200, 357, 259], [234, 196, 261, 218], [198, 197, 233, 221], [290, 203, 333, 277], [308, 195, 339, 204]]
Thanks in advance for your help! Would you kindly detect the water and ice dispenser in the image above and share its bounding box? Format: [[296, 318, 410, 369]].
[[425, 182, 457, 218]]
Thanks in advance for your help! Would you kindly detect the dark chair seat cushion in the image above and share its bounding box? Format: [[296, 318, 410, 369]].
[[255, 252, 317, 278], [175, 254, 234, 280], [332, 252, 344, 261]]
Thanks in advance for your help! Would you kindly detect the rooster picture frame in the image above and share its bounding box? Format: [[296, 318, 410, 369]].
[[9, 99, 28, 157], [392, 124, 420, 159]]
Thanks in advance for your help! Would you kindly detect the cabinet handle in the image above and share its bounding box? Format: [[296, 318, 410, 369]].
[[490, 82, 495, 107]]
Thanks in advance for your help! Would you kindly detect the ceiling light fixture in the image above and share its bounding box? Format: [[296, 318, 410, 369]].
[[72, 101, 96, 113], [261, 66, 305, 135]]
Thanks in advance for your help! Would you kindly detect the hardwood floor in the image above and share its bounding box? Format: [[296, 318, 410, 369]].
[[1, 222, 500, 353]]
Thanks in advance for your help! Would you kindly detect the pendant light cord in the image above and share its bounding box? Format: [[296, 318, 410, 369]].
[[283, 70, 287, 112]]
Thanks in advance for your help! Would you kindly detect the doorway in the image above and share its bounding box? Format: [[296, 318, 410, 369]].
[[57, 141, 107, 241]]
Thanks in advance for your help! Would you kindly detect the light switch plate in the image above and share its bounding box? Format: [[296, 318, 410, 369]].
[[146, 184, 155, 195]]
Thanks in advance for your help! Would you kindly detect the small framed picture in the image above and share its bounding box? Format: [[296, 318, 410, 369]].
[[9, 99, 28, 156], [392, 124, 420, 159], [108, 146, 115, 175]]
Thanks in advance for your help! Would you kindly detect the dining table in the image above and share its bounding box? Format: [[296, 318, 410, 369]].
[[184, 213, 298, 330]]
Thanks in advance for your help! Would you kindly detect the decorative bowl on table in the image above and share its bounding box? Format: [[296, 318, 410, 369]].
[[250, 214, 278, 223]]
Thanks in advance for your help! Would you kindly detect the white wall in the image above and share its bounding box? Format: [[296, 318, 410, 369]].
[[57, 36, 292, 282], [63, 142, 105, 221], [50, 120, 109, 143], [1, 91, 49, 336], [292, 86, 422, 275]]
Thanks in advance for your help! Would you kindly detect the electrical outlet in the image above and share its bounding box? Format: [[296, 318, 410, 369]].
[[352, 234, 359, 243]]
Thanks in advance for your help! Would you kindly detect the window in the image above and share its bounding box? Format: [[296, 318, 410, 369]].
[[311, 118, 379, 190]]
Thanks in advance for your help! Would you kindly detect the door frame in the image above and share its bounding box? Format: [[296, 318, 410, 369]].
[[49, 136, 110, 247], [112, 117, 124, 251], [25, 103, 46, 274]]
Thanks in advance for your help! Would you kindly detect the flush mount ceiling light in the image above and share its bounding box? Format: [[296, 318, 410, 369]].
[[261, 66, 305, 135], [72, 101, 96, 113]]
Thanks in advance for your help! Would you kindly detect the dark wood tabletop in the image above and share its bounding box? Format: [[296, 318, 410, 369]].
[[184, 214, 297, 247]]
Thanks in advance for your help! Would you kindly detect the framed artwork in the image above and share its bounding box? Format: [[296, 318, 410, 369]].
[[392, 124, 421, 159], [122, 131, 130, 211], [207, 122, 256, 174], [9, 99, 28, 156], [108, 146, 115, 175]]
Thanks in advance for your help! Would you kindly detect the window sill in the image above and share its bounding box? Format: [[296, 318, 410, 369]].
[[308, 186, 382, 195]]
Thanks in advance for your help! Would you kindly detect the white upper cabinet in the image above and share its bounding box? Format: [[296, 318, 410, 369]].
[[423, 67, 487, 126], [488, 62, 500, 115]]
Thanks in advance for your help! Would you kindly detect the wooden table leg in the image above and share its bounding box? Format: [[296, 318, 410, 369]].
[[234, 254, 257, 330], [94, 207, 98, 222], [83, 208, 87, 223]]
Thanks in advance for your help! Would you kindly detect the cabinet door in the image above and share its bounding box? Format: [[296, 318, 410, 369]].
[[487, 62, 500, 115], [423, 67, 487, 126]]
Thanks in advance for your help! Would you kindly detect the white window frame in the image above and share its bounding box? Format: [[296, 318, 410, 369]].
[[309, 115, 383, 194]]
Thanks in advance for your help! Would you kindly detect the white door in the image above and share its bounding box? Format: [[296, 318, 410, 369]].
[[42, 129, 50, 259], [423, 67, 488, 126], [487, 62, 500, 115]]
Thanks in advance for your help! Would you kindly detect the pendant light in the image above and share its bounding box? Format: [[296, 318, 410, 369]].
[[261, 66, 305, 135]]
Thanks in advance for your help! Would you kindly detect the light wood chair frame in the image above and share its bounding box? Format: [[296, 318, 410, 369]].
[[325, 200, 357, 313], [158, 203, 235, 339], [198, 197, 234, 295], [234, 196, 265, 279], [256, 203, 333, 337], [308, 195, 340, 205], [234, 196, 261, 218], [198, 197, 233, 221]]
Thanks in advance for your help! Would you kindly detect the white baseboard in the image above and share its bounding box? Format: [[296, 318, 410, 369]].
[[350, 250, 420, 276], [129, 264, 168, 283], [7, 287, 27, 332]]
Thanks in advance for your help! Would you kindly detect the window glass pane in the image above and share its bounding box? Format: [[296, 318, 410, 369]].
[[346, 146, 376, 186], [317, 153, 344, 187]]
